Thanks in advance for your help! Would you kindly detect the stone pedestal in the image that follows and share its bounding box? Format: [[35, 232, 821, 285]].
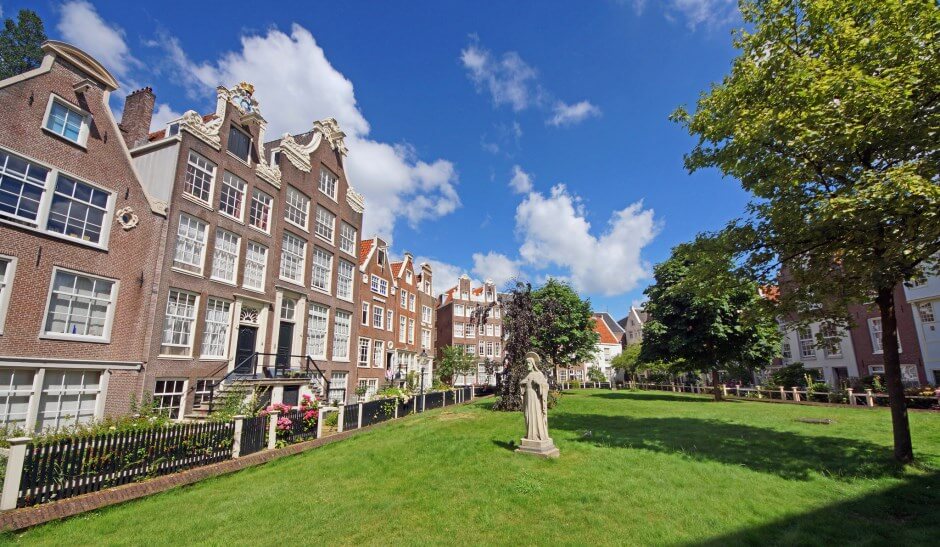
[[516, 437, 560, 458]]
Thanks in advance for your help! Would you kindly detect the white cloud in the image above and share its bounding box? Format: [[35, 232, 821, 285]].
[[150, 103, 181, 131], [509, 165, 533, 194], [57, 1, 139, 78], [629, 0, 739, 30], [416, 256, 468, 296], [161, 24, 460, 241], [548, 100, 602, 127], [460, 42, 539, 112], [515, 185, 660, 296], [472, 252, 522, 287]]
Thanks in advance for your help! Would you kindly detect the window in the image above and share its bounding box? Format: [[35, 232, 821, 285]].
[[173, 214, 208, 274], [36, 370, 101, 431], [227, 125, 252, 162], [493, 308, 500, 319], [373, 305, 384, 329], [280, 297, 296, 322], [314, 206, 335, 243], [319, 167, 338, 200], [154, 380, 185, 419], [43, 269, 116, 340], [46, 175, 110, 244], [494, 325, 501, 337], [373, 340, 385, 368], [399, 316, 407, 343], [406, 271, 413, 284], [161, 290, 198, 356], [211, 229, 240, 283], [455, 323, 464, 338], [336, 259, 354, 301], [357, 338, 371, 368], [478, 322, 485, 335], [0, 257, 12, 333], [387, 309, 394, 332], [486, 325, 494, 337], [868, 318, 902, 354], [193, 379, 214, 408], [495, 341, 501, 355], [361, 302, 370, 325], [797, 327, 815, 359], [358, 378, 379, 401], [219, 172, 246, 219], [201, 298, 231, 358], [422, 306, 432, 325], [328, 372, 347, 403], [408, 319, 415, 345], [183, 151, 215, 204], [918, 302, 936, 324], [249, 189, 272, 232], [422, 329, 431, 350], [0, 150, 49, 224], [820, 324, 842, 358], [306, 304, 329, 359], [486, 341, 494, 356], [400, 290, 408, 308], [44, 97, 88, 145], [467, 344, 475, 355], [371, 274, 388, 296], [339, 222, 357, 255], [285, 187, 309, 229], [279, 232, 306, 285], [377, 249, 386, 266], [242, 242, 268, 291], [455, 304, 464, 316], [479, 341, 485, 355], [332, 310, 352, 360], [409, 294, 416, 312], [466, 324, 475, 338], [0, 369, 35, 428], [782, 339, 792, 359], [311, 248, 333, 293]]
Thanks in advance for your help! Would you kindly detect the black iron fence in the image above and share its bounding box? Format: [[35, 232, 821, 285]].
[[424, 391, 445, 411], [278, 409, 318, 444], [342, 403, 360, 431], [360, 399, 396, 427], [239, 415, 267, 456]]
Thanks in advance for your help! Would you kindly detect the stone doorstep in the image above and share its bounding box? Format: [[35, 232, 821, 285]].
[[0, 396, 485, 533]]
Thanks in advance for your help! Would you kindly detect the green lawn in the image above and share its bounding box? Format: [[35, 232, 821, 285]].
[[6, 390, 940, 546]]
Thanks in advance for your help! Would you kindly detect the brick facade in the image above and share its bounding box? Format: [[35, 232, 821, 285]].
[[435, 276, 503, 385]]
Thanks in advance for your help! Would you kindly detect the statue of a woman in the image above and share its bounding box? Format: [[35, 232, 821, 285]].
[[516, 352, 559, 457]]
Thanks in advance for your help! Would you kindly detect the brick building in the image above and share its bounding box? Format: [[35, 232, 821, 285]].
[[436, 276, 503, 386], [129, 83, 365, 415], [0, 41, 167, 431]]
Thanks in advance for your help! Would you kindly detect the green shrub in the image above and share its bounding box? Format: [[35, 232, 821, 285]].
[[323, 412, 339, 428], [571, 380, 582, 389]]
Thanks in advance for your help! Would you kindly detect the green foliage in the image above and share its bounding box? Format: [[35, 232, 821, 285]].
[[495, 281, 537, 411], [570, 380, 581, 389], [531, 279, 599, 370], [611, 344, 642, 378], [546, 390, 560, 409], [0, 9, 46, 80], [766, 362, 815, 389], [323, 411, 338, 428], [436, 345, 477, 386], [587, 366, 606, 383]]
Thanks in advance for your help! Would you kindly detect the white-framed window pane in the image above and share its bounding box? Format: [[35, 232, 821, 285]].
[[184, 150, 215, 203], [201, 298, 231, 358], [306, 304, 329, 359], [339, 222, 357, 255], [173, 214, 208, 274], [373, 305, 384, 329], [45, 100, 84, 143], [387, 309, 393, 332], [219, 171, 246, 219], [357, 338, 371, 368], [211, 229, 240, 283], [373, 340, 384, 368], [37, 370, 100, 431], [361, 302, 369, 325], [44, 270, 115, 339], [455, 323, 464, 338], [408, 319, 415, 344], [328, 372, 347, 403], [243, 242, 268, 290], [798, 327, 815, 359], [319, 167, 338, 200], [279, 232, 306, 284], [315, 206, 335, 242], [153, 379, 185, 419], [336, 259, 354, 300], [311, 248, 333, 293], [161, 290, 198, 356], [249, 189, 272, 232], [0, 150, 49, 223], [280, 297, 296, 321], [46, 175, 109, 244], [422, 306, 432, 324], [0, 369, 36, 428], [332, 310, 352, 360], [918, 302, 935, 324], [869, 319, 883, 353], [285, 187, 309, 228], [399, 316, 407, 343], [422, 329, 431, 349], [227, 125, 252, 162]]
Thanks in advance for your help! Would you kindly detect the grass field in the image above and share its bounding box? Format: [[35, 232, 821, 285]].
[[6, 390, 940, 546]]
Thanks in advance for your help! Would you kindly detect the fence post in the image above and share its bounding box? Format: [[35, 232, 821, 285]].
[[792, 387, 800, 402], [421, 392, 426, 412], [337, 405, 345, 433], [735, 385, 741, 397], [1, 437, 30, 511], [847, 388, 855, 405], [779, 386, 786, 400], [267, 410, 279, 450], [865, 389, 875, 407], [232, 415, 245, 458], [721, 385, 728, 398], [413, 396, 417, 414], [317, 408, 327, 438], [756, 385, 763, 399], [442, 391, 447, 407], [394, 398, 399, 419], [470, 386, 475, 400], [357, 402, 363, 429]]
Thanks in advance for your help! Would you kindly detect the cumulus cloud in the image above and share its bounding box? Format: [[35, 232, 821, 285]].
[[472, 252, 522, 287], [548, 100, 602, 127], [515, 184, 660, 296], [415, 256, 469, 296], [150, 103, 182, 131], [57, 1, 139, 78], [509, 165, 533, 194], [631, 0, 739, 30], [160, 24, 460, 241]]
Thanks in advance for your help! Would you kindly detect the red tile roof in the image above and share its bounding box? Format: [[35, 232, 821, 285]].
[[471, 287, 484, 296], [359, 239, 374, 266], [593, 316, 619, 345], [391, 261, 404, 277]]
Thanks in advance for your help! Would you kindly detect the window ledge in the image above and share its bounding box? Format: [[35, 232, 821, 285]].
[[41, 127, 88, 150], [284, 219, 309, 233], [40, 333, 110, 344], [225, 150, 252, 167], [247, 224, 272, 238], [157, 354, 194, 360], [218, 212, 245, 224], [181, 193, 214, 211], [171, 267, 205, 279], [279, 276, 306, 288], [209, 277, 238, 287]]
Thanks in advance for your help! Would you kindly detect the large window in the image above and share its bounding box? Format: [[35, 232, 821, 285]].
[[339, 222, 357, 255], [211, 229, 240, 284], [183, 151, 215, 204], [408, 319, 415, 345], [455, 323, 465, 338], [358, 378, 378, 401], [422, 305, 432, 325], [154, 379, 185, 419], [336, 259, 354, 301], [219, 172, 246, 220], [0, 369, 35, 428], [399, 316, 407, 343], [242, 242, 268, 291], [0, 256, 16, 334], [319, 167, 338, 200], [43, 269, 117, 341], [46, 175, 109, 244], [284, 186, 310, 229], [357, 338, 371, 368], [387, 309, 394, 332], [161, 290, 198, 356], [37, 370, 101, 431], [373, 340, 385, 368], [227, 125, 252, 162], [332, 310, 352, 360], [868, 318, 902, 354], [328, 371, 347, 404], [306, 304, 329, 359], [918, 302, 936, 324], [279, 232, 306, 285], [820, 324, 842, 358], [400, 290, 407, 308], [311, 248, 333, 293], [315, 206, 335, 243], [43, 97, 88, 145], [0, 150, 48, 223], [371, 274, 388, 296], [422, 329, 431, 350], [249, 189, 272, 232], [173, 214, 208, 274], [201, 298, 231, 358], [797, 327, 815, 359], [373, 305, 385, 329]]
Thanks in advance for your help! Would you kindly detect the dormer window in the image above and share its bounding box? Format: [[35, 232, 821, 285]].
[[227, 125, 252, 162], [377, 249, 386, 267], [43, 96, 90, 146], [167, 123, 180, 137]]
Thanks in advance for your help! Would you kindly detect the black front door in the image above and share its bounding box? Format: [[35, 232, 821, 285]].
[[276, 321, 294, 371], [234, 326, 258, 374]]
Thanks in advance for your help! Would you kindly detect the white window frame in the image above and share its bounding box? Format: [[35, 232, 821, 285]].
[[339, 222, 357, 256], [455, 323, 465, 338], [311, 247, 333, 294], [371, 274, 388, 297], [279, 231, 307, 286], [284, 186, 310, 231], [201, 298, 232, 359], [917, 302, 936, 324], [41, 267, 119, 342], [336, 259, 354, 302], [306, 304, 330, 360], [373, 305, 385, 330], [373, 340, 385, 368], [408, 319, 415, 345], [357, 337, 371, 368], [422, 328, 431, 350], [0, 255, 16, 335], [248, 188, 273, 233], [227, 125, 253, 164], [361, 302, 370, 326], [153, 379, 187, 420], [314, 205, 336, 244], [387, 309, 394, 332], [218, 171, 246, 221], [332, 310, 352, 361], [173, 213, 209, 275], [868, 318, 902, 354], [210, 229, 240, 284], [318, 166, 338, 201], [36, 369, 103, 431], [42, 94, 91, 147], [182, 150, 216, 206], [422, 305, 432, 325], [798, 327, 815, 360], [160, 289, 199, 357], [242, 241, 268, 292], [399, 316, 407, 343]]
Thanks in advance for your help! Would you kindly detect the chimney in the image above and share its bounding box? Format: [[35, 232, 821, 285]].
[[120, 87, 155, 148]]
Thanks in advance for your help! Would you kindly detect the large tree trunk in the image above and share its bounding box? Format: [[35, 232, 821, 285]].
[[875, 286, 914, 464], [711, 369, 723, 401]]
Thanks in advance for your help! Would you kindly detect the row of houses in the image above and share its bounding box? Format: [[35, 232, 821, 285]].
[[0, 41, 439, 433]]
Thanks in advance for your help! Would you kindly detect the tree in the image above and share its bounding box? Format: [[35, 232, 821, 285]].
[[531, 279, 598, 374], [672, 0, 939, 463], [640, 236, 780, 401], [494, 282, 537, 411], [587, 366, 606, 383], [436, 345, 477, 386], [0, 9, 46, 80], [611, 344, 642, 381]]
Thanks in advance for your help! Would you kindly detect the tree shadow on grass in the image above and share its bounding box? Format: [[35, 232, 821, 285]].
[[551, 413, 905, 481], [689, 471, 940, 545], [589, 392, 721, 403]]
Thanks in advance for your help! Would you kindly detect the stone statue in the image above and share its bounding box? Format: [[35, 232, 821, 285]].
[[516, 352, 559, 458]]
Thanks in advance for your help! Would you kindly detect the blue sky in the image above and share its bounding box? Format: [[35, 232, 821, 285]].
[[7, 0, 752, 318]]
